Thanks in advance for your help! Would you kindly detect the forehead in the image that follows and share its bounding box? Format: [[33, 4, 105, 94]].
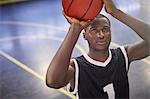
[[90, 18, 110, 28]]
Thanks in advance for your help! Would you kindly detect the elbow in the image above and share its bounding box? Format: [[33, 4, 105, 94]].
[[45, 78, 63, 89]]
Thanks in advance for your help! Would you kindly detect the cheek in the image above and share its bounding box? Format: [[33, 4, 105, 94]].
[[86, 33, 94, 40], [107, 35, 111, 45], [88, 33, 93, 38], [87, 35, 96, 45], [106, 33, 111, 39]]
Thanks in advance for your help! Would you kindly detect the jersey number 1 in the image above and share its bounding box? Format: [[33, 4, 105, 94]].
[[103, 83, 115, 99]]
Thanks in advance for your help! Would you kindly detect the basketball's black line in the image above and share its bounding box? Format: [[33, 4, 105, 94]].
[[80, 0, 93, 20], [67, 0, 74, 14]]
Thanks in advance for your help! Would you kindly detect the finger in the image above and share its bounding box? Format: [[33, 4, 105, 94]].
[[62, 11, 71, 19], [104, 6, 108, 13], [63, 13, 70, 20], [63, 14, 72, 24], [62, 11, 67, 17], [87, 20, 92, 23]]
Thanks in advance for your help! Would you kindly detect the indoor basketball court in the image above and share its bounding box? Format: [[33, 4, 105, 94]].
[[0, 0, 150, 99]]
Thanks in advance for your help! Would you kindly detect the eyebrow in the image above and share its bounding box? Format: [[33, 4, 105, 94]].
[[90, 25, 110, 29], [103, 26, 110, 28]]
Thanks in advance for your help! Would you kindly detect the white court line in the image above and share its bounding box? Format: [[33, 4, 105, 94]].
[[0, 50, 76, 99], [0, 35, 149, 65], [1, 35, 149, 99], [0, 35, 64, 42], [0, 21, 68, 32], [0, 21, 149, 99], [0, 20, 149, 69], [0, 0, 28, 5]]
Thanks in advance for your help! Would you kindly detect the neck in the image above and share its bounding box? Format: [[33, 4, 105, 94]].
[[88, 49, 109, 62]]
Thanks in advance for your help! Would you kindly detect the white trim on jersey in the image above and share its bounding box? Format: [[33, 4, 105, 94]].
[[76, 92, 79, 99], [120, 46, 129, 71], [67, 59, 79, 96], [83, 49, 112, 67]]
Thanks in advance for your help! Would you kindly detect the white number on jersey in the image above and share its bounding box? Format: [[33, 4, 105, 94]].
[[103, 83, 115, 99]]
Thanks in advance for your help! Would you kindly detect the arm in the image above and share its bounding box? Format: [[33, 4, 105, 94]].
[[46, 14, 90, 89], [103, 0, 150, 63]]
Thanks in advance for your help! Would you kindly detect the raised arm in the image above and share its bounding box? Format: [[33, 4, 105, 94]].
[[46, 13, 90, 89], [103, 0, 150, 63]]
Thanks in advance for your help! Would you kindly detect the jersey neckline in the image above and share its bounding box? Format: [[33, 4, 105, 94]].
[[83, 49, 112, 67]]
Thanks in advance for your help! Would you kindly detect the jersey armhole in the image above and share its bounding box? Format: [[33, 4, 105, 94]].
[[120, 46, 129, 71], [67, 59, 79, 94]]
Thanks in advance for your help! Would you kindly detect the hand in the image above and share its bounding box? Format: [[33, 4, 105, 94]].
[[103, 0, 117, 14], [63, 11, 91, 29]]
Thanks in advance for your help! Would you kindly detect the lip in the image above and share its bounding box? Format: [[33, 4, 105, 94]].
[[96, 40, 106, 45], [96, 41, 106, 45]]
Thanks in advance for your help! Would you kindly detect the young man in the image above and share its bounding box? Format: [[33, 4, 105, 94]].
[[46, 0, 150, 98]]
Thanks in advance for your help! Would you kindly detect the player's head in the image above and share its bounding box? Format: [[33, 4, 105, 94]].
[[83, 14, 111, 51]]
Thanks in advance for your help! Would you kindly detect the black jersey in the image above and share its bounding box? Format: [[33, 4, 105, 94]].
[[67, 47, 129, 99]]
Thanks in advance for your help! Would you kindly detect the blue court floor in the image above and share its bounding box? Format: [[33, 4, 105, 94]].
[[0, 0, 150, 99]]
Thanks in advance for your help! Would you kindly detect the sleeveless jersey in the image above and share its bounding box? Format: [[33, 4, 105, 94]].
[[67, 47, 129, 99]]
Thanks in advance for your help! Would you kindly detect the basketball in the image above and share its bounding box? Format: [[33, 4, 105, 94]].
[[62, 0, 103, 21]]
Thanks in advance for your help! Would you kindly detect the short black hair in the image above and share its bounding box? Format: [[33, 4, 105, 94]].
[[95, 14, 111, 26], [84, 14, 111, 32]]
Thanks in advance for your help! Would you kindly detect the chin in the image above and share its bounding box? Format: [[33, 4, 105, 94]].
[[94, 46, 109, 51], [89, 42, 110, 51]]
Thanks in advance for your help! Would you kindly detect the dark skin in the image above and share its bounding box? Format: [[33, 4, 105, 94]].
[[84, 18, 111, 62], [46, 0, 150, 89]]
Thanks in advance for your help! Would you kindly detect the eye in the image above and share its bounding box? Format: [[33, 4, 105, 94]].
[[102, 27, 110, 33], [90, 28, 97, 33]]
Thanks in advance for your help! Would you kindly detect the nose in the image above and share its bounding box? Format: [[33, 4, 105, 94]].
[[97, 31, 104, 38]]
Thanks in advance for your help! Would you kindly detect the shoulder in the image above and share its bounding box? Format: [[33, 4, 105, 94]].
[[111, 47, 129, 71], [70, 55, 84, 65], [111, 47, 128, 58]]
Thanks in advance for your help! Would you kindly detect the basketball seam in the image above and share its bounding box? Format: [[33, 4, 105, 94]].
[[80, 0, 93, 20], [67, 0, 74, 14]]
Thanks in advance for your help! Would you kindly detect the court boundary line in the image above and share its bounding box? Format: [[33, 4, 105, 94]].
[[0, 20, 149, 98], [0, 0, 29, 5], [0, 35, 149, 99], [0, 21, 67, 32], [0, 50, 76, 99], [0, 35, 149, 65]]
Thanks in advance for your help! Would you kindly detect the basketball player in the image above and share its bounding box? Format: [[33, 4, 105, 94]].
[[46, 0, 150, 98]]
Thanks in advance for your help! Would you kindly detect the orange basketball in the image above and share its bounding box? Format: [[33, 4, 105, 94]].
[[62, 0, 103, 21]]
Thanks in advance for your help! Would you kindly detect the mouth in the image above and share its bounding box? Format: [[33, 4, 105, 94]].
[[96, 40, 106, 45], [96, 42, 106, 45]]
